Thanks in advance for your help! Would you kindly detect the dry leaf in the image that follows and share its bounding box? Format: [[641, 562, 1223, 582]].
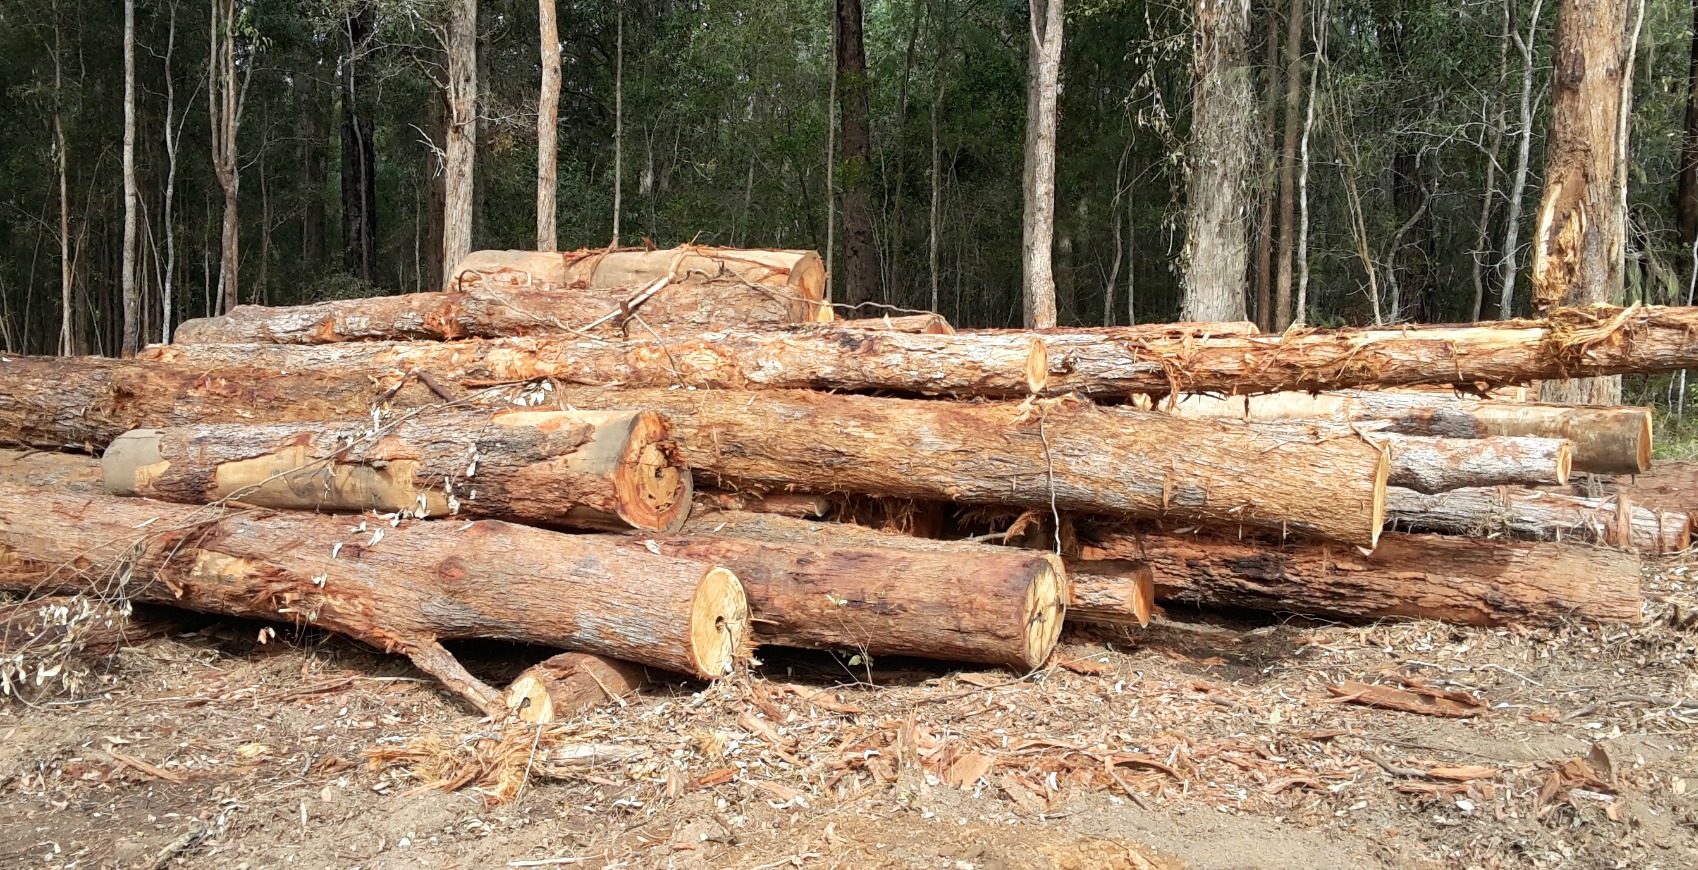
[[942, 752, 994, 788], [1054, 655, 1110, 676]]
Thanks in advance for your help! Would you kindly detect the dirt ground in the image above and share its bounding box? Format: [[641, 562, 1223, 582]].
[[3, 556, 1697, 870]]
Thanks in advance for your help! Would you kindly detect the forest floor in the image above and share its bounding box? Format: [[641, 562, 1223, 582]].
[[3, 559, 1697, 870]]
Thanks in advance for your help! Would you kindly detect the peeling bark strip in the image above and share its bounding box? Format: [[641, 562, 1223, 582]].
[[173, 281, 820, 344], [101, 409, 691, 532], [140, 305, 1698, 399], [450, 247, 830, 322], [0, 484, 749, 713], [1158, 390, 1652, 475], [1082, 528, 1643, 626], [670, 512, 1066, 668], [1385, 486, 1690, 553]]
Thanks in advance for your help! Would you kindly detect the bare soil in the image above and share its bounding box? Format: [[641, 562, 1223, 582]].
[[4, 558, 1697, 870]]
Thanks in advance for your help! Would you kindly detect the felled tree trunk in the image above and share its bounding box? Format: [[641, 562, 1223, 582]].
[[141, 328, 1053, 398], [450, 246, 830, 322], [0, 484, 748, 714], [1376, 433, 1571, 493], [173, 281, 824, 344], [581, 389, 1390, 546], [1063, 559, 1155, 627], [657, 512, 1066, 668], [504, 652, 651, 724], [1385, 486, 1690, 553], [101, 409, 691, 532], [829, 314, 955, 334], [1158, 390, 1651, 474], [1082, 528, 1643, 626]]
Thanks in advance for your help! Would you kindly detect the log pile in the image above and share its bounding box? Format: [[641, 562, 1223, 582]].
[[1, 244, 1681, 718]]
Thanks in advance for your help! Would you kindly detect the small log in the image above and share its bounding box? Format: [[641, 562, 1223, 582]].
[[1082, 528, 1643, 626], [1063, 560, 1155, 627], [0, 483, 748, 714], [174, 281, 821, 344], [1385, 487, 1690, 553], [665, 512, 1066, 668], [451, 246, 831, 322], [1376, 433, 1571, 493], [504, 653, 651, 724], [828, 313, 955, 334], [1158, 390, 1650, 475], [101, 409, 691, 532]]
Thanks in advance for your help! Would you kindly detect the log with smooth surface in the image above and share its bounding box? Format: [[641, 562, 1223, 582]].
[[660, 511, 1066, 668], [0, 484, 748, 713], [1385, 486, 1690, 553], [504, 652, 651, 724], [101, 409, 691, 532], [451, 246, 830, 321], [1082, 528, 1643, 626], [1159, 390, 1650, 474], [173, 280, 822, 344]]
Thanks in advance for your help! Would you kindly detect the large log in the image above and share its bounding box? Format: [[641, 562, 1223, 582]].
[[140, 328, 1053, 398], [173, 281, 822, 344], [1081, 528, 1643, 626], [1158, 390, 1650, 475], [503, 652, 652, 724], [101, 409, 691, 532], [575, 389, 1391, 546], [1385, 486, 1690, 553], [662, 512, 1066, 668], [0, 358, 1392, 546], [451, 246, 830, 321], [1375, 433, 1571, 493], [0, 484, 749, 714]]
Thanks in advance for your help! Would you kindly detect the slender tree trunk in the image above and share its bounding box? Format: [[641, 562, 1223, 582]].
[[441, 0, 478, 289], [161, 1, 182, 344], [1022, 0, 1063, 327], [121, 0, 139, 355], [54, 14, 72, 357], [209, 0, 247, 314], [612, 2, 624, 246], [341, 4, 377, 281], [1253, 1, 1281, 331], [1471, 4, 1512, 321], [1534, 0, 1631, 406], [1680, 0, 1698, 243], [1271, 0, 1304, 330], [1294, 0, 1326, 328], [537, 0, 560, 250], [825, 9, 837, 304], [929, 1, 949, 316], [1182, 0, 1252, 322], [1500, 0, 1546, 318], [835, 0, 878, 306], [888, 0, 925, 306]]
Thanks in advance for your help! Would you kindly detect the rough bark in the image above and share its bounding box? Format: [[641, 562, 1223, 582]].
[[1081, 528, 1642, 626], [1063, 559, 1154, 627], [0, 484, 749, 713], [1159, 389, 1651, 474], [441, 0, 478, 291], [101, 409, 691, 532], [1375, 433, 1570, 493], [832, 314, 955, 334], [1386, 486, 1688, 553], [1022, 0, 1064, 327], [1182, 0, 1252, 322], [173, 280, 821, 344], [1681, 0, 1698, 244], [836, 0, 878, 306], [209, 0, 246, 314], [504, 652, 650, 724], [121, 0, 139, 356], [537, 0, 560, 251], [695, 489, 832, 518], [340, 3, 379, 282], [1272, 0, 1305, 330], [657, 513, 1066, 668], [451, 247, 830, 322], [1565, 460, 1698, 514]]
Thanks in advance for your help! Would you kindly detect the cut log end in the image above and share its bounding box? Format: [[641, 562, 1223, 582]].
[[1026, 339, 1049, 395], [1554, 441, 1573, 486], [505, 673, 561, 724], [1635, 413, 1654, 474], [502, 652, 651, 725], [1019, 555, 1069, 670], [689, 566, 750, 678], [102, 429, 167, 497], [613, 411, 694, 532]]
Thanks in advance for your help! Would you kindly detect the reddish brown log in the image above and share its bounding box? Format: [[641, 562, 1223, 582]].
[[0, 483, 749, 714], [503, 653, 651, 724], [101, 409, 691, 532], [1385, 486, 1690, 553]]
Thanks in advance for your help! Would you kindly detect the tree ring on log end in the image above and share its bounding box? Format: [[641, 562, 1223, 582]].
[[1634, 412, 1653, 474], [614, 411, 693, 532], [1026, 339, 1050, 395], [689, 566, 749, 678], [506, 674, 556, 724], [1018, 555, 1068, 669]]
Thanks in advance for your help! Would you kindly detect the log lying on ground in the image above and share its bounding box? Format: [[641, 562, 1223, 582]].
[[1061, 559, 1155, 627], [0, 484, 749, 714], [174, 280, 822, 344], [451, 246, 830, 322], [572, 389, 1391, 546], [1376, 433, 1571, 493], [101, 409, 691, 532], [1159, 390, 1650, 475], [657, 511, 1066, 668], [142, 327, 1054, 398], [0, 359, 1391, 545], [504, 653, 651, 724], [1081, 528, 1643, 626], [1385, 487, 1691, 553]]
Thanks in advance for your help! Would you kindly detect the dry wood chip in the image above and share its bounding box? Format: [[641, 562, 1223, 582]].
[[998, 773, 1050, 815], [1054, 655, 1111, 675], [771, 683, 863, 714], [1326, 681, 1485, 718], [957, 672, 1007, 688], [751, 779, 802, 803], [1105, 752, 1181, 780], [1396, 780, 1470, 796], [690, 768, 737, 789], [107, 751, 186, 783], [1427, 765, 1498, 782], [942, 751, 995, 788]]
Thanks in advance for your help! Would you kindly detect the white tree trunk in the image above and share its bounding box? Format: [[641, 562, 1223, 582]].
[[1020, 0, 1063, 327], [537, 0, 560, 251], [442, 0, 478, 290], [121, 0, 139, 355], [1181, 0, 1252, 323]]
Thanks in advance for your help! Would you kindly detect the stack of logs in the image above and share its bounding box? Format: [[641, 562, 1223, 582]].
[[0, 244, 1687, 720]]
